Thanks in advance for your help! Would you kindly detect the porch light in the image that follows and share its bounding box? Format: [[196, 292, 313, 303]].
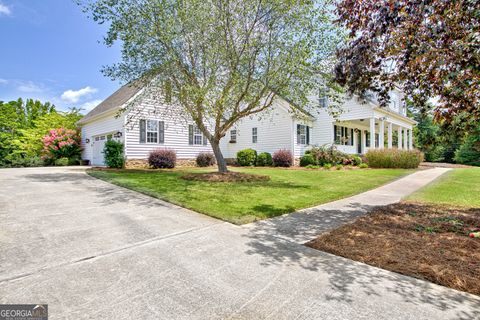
[[85, 138, 90, 144], [114, 131, 123, 138]]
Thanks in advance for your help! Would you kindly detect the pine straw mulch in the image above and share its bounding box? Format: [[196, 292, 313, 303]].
[[306, 202, 480, 295], [181, 171, 270, 182]]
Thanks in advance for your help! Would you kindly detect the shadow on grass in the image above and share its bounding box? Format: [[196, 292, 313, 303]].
[[242, 203, 480, 319]]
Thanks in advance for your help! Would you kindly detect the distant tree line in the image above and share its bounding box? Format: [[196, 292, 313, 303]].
[[0, 98, 83, 167]]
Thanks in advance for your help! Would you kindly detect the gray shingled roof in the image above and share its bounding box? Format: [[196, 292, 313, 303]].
[[78, 83, 142, 124]]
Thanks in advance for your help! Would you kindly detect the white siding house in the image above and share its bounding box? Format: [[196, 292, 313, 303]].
[[78, 84, 416, 166]]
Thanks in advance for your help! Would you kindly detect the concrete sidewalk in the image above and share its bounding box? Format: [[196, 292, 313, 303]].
[[243, 167, 451, 244], [1, 166, 479, 320]]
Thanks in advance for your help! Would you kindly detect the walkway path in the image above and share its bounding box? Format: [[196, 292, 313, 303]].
[[243, 167, 451, 244], [1, 166, 478, 320]]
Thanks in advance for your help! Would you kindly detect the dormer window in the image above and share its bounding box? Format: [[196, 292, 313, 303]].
[[319, 87, 328, 108]]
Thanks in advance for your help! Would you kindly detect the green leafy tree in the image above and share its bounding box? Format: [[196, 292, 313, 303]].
[[334, 0, 480, 128], [80, 0, 343, 172]]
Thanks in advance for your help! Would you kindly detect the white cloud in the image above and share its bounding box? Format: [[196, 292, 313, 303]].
[[61, 86, 98, 103], [0, 2, 11, 16], [0, 78, 7, 85], [79, 99, 102, 113], [17, 81, 43, 93]]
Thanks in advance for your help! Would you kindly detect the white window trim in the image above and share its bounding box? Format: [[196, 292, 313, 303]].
[[230, 129, 237, 143], [146, 119, 159, 144], [298, 125, 307, 145], [193, 125, 203, 145]]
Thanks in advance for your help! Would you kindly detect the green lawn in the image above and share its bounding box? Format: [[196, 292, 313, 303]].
[[88, 167, 411, 224], [408, 168, 480, 208]]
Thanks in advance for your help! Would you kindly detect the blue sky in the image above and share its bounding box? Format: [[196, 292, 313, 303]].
[[0, 0, 122, 113]]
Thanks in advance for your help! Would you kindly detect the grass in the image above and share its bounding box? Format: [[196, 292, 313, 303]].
[[88, 167, 411, 224], [408, 168, 480, 207]]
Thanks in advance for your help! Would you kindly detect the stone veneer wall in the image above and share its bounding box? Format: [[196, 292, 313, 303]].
[[125, 159, 197, 169]]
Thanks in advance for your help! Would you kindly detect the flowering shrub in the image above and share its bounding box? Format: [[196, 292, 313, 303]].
[[272, 149, 293, 167], [42, 128, 82, 161], [148, 149, 177, 168]]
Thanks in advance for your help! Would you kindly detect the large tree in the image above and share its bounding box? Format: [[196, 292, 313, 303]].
[[334, 0, 480, 127], [80, 0, 342, 172]]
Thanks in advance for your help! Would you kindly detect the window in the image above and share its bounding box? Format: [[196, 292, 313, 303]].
[[252, 127, 258, 143], [334, 125, 354, 146], [140, 119, 165, 144], [189, 124, 207, 145], [297, 124, 309, 145], [230, 130, 237, 143], [365, 132, 370, 147]]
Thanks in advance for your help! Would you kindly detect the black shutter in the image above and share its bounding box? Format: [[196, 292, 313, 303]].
[[306, 126, 310, 145], [159, 121, 164, 143], [139, 119, 146, 143], [188, 125, 193, 145], [333, 125, 337, 144], [297, 124, 301, 144], [351, 129, 354, 146]]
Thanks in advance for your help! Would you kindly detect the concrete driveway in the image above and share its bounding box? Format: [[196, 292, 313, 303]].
[[0, 167, 478, 319]]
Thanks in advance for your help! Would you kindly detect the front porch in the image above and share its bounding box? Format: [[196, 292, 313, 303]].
[[333, 116, 415, 155]]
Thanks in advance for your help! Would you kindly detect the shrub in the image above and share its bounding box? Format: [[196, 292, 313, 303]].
[[7, 156, 44, 168], [359, 163, 369, 169], [196, 152, 216, 167], [272, 149, 293, 167], [236, 148, 257, 166], [256, 152, 273, 166], [148, 149, 177, 169], [454, 134, 480, 166], [308, 144, 349, 165], [300, 154, 317, 167], [103, 140, 124, 168], [42, 128, 82, 161], [323, 163, 332, 170], [336, 164, 343, 170], [365, 149, 424, 169], [55, 157, 69, 166], [351, 155, 363, 166]]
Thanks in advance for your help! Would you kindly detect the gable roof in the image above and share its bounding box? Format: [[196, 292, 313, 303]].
[[77, 83, 142, 125]]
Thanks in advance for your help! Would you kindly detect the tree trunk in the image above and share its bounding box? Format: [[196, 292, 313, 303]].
[[210, 139, 228, 173]]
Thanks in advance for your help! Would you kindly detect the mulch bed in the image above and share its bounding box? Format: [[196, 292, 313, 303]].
[[181, 171, 270, 182], [306, 202, 480, 295]]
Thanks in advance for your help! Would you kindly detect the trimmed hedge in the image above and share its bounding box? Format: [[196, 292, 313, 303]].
[[196, 152, 216, 167], [148, 149, 177, 169], [272, 149, 293, 167], [256, 152, 273, 166], [236, 148, 257, 166], [365, 149, 423, 169]]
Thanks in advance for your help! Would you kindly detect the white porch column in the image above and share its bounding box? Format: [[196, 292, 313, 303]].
[[387, 122, 393, 149], [370, 118, 376, 149], [361, 130, 366, 154], [409, 129, 413, 150], [398, 127, 403, 149], [403, 128, 408, 150], [378, 119, 385, 149]]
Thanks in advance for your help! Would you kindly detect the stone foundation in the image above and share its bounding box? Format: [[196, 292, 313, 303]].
[[125, 158, 198, 169]]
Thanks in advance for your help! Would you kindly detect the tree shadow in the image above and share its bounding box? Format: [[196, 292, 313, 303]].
[[242, 203, 480, 319]]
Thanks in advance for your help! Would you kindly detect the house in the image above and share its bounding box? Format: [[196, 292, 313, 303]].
[[78, 84, 416, 167]]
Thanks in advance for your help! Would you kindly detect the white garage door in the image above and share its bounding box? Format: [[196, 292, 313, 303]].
[[91, 134, 112, 166]]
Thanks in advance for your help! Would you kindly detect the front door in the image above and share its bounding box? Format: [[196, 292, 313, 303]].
[[357, 131, 362, 154]]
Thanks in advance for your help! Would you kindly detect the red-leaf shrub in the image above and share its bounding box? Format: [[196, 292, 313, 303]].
[[196, 152, 216, 167], [148, 149, 177, 168], [272, 149, 293, 167], [42, 128, 82, 161]]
